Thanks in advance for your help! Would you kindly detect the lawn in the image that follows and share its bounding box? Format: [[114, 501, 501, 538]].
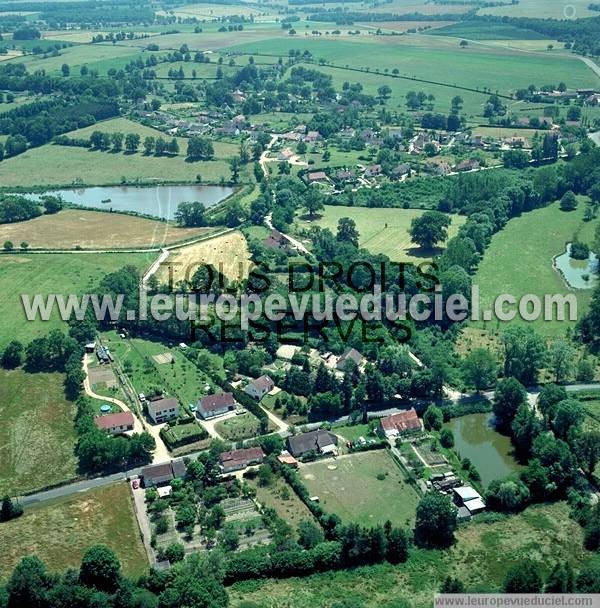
[[473, 201, 595, 336], [333, 423, 377, 443], [0, 118, 245, 187], [0, 482, 148, 582], [0, 252, 151, 349], [296, 206, 465, 263], [0, 369, 78, 496], [229, 501, 590, 608], [300, 450, 421, 528], [214, 411, 269, 441], [0, 209, 213, 250]]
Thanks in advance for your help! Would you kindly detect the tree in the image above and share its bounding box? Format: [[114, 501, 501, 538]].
[[560, 190, 578, 211], [304, 188, 324, 219], [549, 339, 575, 383], [111, 132, 124, 152], [440, 577, 465, 593], [0, 495, 23, 521], [164, 543, 185, 563], [503, 562, 543, 593], [493, 377, 527, 432], [61, 63, 70, 77], [537, 383, 567, 423], [551, 398, 584, 440], [297, 520, 324, 549], [414, 492, 457, 548], [1, 340, 23, 369], [546, 562, 575, 593], [409, 211, 451, 250], [459, 39, 468, 47], [423, 405, 443, 431], [502, 326, 546, 385], [462, 348, 497, 392], [187, 136, 214, 160], [440, 428, 454, 448], [576, 431, 600, 475], [584, 504, 600, 550], [125, 133, 140, 153], [168, 138, 179, 155], [486, 478, 530, 512], [78, 545, 121, 592], [336, 217, 359, 247], [143, 136, 155, 155], [511, 403, 542, 458], [7, 555, 52, 608], [3, 240, 13, 251], [174, 201, 206, 227], [229, 157, 241, 183]]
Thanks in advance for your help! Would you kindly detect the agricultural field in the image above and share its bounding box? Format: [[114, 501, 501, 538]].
[[229, 501, 591, 608], [478, 0, 598, 19], [0, 369, 78, 496], [0, 483, 148, 583], [296, 206, 465, 262], [473, 201, 596, 336], [0, 252, 151, 349], [300, 450, 421, 527], [0, 117, 244, 187], [158, 230, 252, 284], [0, 209, 213, 250]]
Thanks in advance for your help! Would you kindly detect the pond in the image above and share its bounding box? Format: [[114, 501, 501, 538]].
[[446, 413, 523, 488], [29, 184, 236, 220], [553, 243, 598, 290]]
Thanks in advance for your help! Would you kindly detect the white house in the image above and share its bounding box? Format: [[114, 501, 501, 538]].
[[244, 375, 275, 400]]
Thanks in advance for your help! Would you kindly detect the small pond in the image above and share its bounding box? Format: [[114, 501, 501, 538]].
[[554, 243, 598, 290], [28, 184, 236, 220], [446, 413, 523, 488]]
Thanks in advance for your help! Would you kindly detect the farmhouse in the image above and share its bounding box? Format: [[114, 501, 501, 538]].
[[197, 392, 236, 420], [455, 159, 480, 172], [364, 164, 382, 178], [141, 459, 186, 488], [94, 411, 134, 435], [336, 169, 355, 183], [219, 447, 265, 473], [336, 348, 363, 371], [378, 408, 423, 438], [392, 164, 410, 179], [453, 485, 486, 515], [263, 229, 288, 250], [147, 396, 179, 424], [278, 147, 295, 161], [287, 429, 338, 458], [244, 375, 275, 400], [307, 171, 328, 184]]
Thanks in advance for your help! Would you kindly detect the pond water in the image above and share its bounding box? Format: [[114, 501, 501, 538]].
[[29, 184, 236, 220], [446, 413, 523, 488], [554, 243, 598, 290]]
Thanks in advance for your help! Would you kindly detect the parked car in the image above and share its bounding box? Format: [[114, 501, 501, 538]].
[[131, 479, 139, 490]]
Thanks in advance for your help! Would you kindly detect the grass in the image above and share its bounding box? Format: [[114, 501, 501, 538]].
[[0, 209, 214, 250], [296, 206, 465, 263], [478, 0, 598, 19], [229, 501, 591, 608], [333, 423, 376, 443], [214, 412, 270, 441], [428, 21, 550, 40], [0, 369, 78, 496], [158, 230, 252, 283], [300, 450, 420, 528], [0, 252, 151, 349], [0, 482, 148, 582], [0, 117, 244, 187], [473, 201, 595, 336]]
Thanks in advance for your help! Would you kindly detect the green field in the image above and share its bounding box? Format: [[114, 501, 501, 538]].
[[0, 369, 78, 496], [214, 411, 270, 441], [0, 253, 151, 349], [229, 501, 591, 608], [0, 482, 148, 583], [300, 450, 420, 528], [478, 0, 598, 19], [473, 201, 596, 336], [428, 21, 550, 40], [296, 206, 465, 262], [0, 117, 244, 187]]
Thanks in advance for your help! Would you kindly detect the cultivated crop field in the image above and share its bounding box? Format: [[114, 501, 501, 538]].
[[0, 252, 151, 349], [300, 450, 420, 527], [0, 369, 78, 496], [478, 0, 598, 19], [0, 209, 213, 250], [229, 501, 590, 608], [473, 201, 596, 336], [0, 482, 148, 582], [297, 206, 465, 262], [158, 230, 252, 284]]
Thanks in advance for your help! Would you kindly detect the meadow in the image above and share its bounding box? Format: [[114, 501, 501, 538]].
[[0, 117, 244, 187], [0, 252, 151, 349], [300, 450, 421, 528], [478, 0, 598, 19], [0, 482, 148, 582], [0, 369, 78, 496], [229, 501, 591, 608], [0, 209, 212, 250], [296, 206, 465, 263], [473, 201, 595, 336]]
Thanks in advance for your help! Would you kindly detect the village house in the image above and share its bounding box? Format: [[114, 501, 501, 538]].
[[147, 396, 179, 424], [277, 452, 299, 468], [303, 130, 321, 143], [306, 171, 329, 185], [336, 347, 363, 371], [94, 411, 134, 435], [197, 392, 236, 420], [244, 375, 275, 400], [455, 159, 480, 172], [364, 164, 382, 178], [336, 169, 356, 183], [453, 485, 486, 515], [392, 164, 411, 179], [219, 447, 265, 473], [287, 429, 339, 458], [425, 161, 452, 176], [262, 228, 289, 250], [278, 147, 295, 161], [141, 459, 186, 488], [378, 408, 423, 438]]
